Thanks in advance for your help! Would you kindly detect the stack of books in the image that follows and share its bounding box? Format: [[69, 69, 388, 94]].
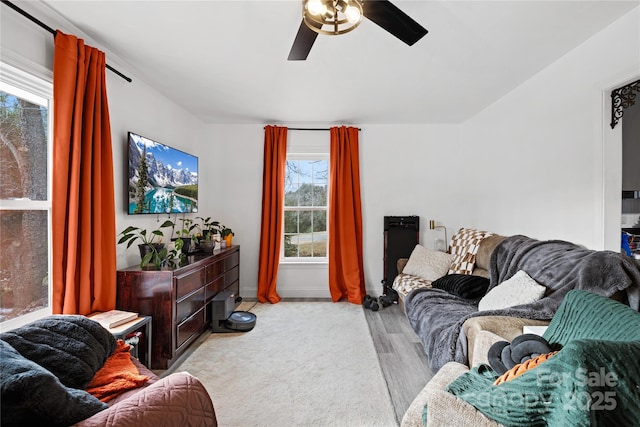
[[89, 310, 138, 329]]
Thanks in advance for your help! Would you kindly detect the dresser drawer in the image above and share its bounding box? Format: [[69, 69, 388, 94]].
[[176, 288, 204, 324], [224, 265, 239, 288], [175, 268, 205, 300], [205, 276, 224, 302], [205, 259, 225, 282], [177, 308, 205, 349], [224, 280, 239, 297], [224, 251, 239, 270]]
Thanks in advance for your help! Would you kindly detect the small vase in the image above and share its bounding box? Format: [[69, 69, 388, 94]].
[[224, 235, 233, 247]]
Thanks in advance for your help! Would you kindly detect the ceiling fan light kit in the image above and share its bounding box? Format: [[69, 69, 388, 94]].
[[303, 0, 364, 35], [288, 0, 428, 61]]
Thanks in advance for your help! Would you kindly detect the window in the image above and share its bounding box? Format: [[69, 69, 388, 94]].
[[283, 154, 329, 261], [0, 62, 53, 329]]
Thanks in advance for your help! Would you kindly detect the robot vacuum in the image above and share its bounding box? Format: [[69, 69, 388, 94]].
[[223, 311, 256, 332], [211, 291, 257, 333]]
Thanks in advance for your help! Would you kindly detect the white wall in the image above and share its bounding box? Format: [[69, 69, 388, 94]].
[[199, 124, 264, 298], [109, 77, 207, 269], [460, 6, 639, 250], [205, 123, 461, 299], [1, 2, 207, 271], [359, 125, 462, 296]]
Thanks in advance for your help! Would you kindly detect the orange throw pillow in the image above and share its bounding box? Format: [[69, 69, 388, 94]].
[[86, 340, 149, 402], [493, 351, 558, 385]]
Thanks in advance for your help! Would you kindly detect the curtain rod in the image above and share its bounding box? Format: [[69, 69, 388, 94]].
[[1, 0, 132, 83], [267, 127, 362, 131]]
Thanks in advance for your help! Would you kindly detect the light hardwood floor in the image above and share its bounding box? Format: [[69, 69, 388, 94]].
[[363, 301, 433, 425]]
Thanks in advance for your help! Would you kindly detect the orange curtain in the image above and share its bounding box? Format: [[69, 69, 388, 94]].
[[328, 126, 365, 304], [52, 31, 116, 315], [257, 125, 288, 303]]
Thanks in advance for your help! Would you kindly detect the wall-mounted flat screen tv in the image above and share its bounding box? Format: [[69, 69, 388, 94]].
[[128, 131, 198, 214]]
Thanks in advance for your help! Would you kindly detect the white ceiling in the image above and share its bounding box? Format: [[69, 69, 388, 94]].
[[36, 0, 638, 125]]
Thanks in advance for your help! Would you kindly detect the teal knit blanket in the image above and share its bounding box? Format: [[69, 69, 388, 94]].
[[444, 290, 640, 426]]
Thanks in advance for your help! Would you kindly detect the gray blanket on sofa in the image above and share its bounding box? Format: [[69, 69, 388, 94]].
[[404, 235, 640, 373], [0, 314, 116, 389], [0, 315, 117, 426]]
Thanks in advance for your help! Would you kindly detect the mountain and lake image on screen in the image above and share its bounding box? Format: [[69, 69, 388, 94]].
[[128, 132, 198, 214]]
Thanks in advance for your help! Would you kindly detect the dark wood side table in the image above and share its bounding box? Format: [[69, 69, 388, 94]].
[[104, 316, 152, 368]]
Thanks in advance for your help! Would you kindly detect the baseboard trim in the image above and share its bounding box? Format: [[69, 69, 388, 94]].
[[242, 287, 381, 300]]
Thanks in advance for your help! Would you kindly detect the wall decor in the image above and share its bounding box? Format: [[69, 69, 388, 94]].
[[611, 79, 640, 129]]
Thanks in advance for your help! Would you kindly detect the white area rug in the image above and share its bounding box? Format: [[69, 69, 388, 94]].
[[175, 301, 398, 427]]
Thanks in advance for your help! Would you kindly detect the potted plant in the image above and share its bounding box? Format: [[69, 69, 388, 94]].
[[168, 217, 198, 255], [118, 219, 173, 269], [192, 216, 208, 241], [194, 217, 219, 252], [165, 239, 188, 268], [190, 217, 234, 252], [220, 226, 234, 247]]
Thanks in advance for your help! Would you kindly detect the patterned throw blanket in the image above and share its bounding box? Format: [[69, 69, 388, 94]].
[[405, 236, 640, 373]]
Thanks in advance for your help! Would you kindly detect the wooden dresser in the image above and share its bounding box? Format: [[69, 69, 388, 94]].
[[116, 245, 240, 369]]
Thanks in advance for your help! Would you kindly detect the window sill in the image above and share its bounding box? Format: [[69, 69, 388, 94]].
[[279, 259, 328, 265], [0, 307, 51, 332]]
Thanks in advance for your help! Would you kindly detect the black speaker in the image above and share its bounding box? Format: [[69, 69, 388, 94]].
[[382, 216, 419, 296]]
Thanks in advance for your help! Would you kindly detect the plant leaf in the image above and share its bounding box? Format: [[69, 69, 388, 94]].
[[118, 234, 134, 244], [120, 226, 138, 235], [174, 238, 184, 251], [141, 252, 153, 267], [159, 220, 174, 228], [158, 247, 168, 259]]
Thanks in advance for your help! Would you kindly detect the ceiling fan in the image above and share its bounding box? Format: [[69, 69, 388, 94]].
[[288, 0, 428, 61]]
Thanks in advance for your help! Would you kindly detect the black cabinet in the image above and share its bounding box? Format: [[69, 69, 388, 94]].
[[382, 216, 419, 296]]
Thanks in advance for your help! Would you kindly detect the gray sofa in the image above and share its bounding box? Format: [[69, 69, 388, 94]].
[[399, 234, 640, 426], [394, 234, 548, 368], [405, 234, 640, 372]]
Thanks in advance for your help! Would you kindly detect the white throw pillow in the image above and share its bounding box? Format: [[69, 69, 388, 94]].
[[478, 270, 546, 311], [402, 245, 452, 281]]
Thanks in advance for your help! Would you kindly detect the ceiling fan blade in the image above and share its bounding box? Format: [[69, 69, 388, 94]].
[[288, 20, 319, 61], [363, 0, 428, 46]]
